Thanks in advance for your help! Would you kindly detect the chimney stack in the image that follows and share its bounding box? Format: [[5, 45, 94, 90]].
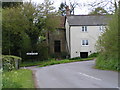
[[65, 6, 70, 16]]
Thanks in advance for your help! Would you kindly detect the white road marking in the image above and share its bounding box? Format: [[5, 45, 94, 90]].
[[79, 72, 102, 81], [117, 87, 120, 90], [24, 67, 26, 69]]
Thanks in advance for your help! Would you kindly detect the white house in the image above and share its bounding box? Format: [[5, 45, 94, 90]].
[[65, 15, 109, 58]]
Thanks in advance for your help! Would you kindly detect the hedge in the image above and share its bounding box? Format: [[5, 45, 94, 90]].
[[2, 55, 22, 71]]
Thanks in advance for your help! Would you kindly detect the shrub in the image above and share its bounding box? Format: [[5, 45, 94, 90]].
[[95, 12, 119, 71], [61, 52, 69, 59], [36, 42, 49, 61], [50, 53, 57, 59], [2, 55, 22, 71], [88, 53, 99, 58]]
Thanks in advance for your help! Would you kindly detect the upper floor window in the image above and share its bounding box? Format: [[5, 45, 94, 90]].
[[81, 40, 89, 46], [99, 25, 105, 32], [82, 26, 87, 32]]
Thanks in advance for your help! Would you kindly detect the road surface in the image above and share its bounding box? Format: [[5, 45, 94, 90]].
[[27, 60, 118, 88]]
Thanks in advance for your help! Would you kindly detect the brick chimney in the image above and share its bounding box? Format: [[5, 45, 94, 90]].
[[65, 6, 70, 16]]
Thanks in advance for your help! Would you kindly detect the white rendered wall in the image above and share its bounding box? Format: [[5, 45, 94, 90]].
[[65, 20, 70, 53], [70, 26, 102, 58]]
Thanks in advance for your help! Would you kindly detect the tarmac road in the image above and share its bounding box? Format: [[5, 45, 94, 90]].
[[28, 60, 118, 88]]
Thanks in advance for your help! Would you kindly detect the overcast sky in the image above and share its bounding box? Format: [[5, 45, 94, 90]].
[[31, 0, 115, 15]]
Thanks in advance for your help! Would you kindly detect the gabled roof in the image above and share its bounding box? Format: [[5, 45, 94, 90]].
[[66, 15, 110, 26]]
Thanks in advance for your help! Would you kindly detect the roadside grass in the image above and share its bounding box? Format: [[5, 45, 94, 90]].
[[39, 58, 95, 67], [20, 57, 95, 67], [20, 60, 46, 67], [2, 69, 35, 88], [95, 55, 119, 71]]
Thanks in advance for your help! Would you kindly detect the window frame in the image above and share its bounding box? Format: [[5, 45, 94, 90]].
[[99, 25, 106, 32], [81, 40, 89, 46], [82, 26, 87, 32]]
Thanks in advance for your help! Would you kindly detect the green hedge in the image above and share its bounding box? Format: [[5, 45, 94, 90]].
[[2, 55, 22, 71]]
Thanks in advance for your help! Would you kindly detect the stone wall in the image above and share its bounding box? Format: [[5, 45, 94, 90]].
[[49, 29, 68, 58]]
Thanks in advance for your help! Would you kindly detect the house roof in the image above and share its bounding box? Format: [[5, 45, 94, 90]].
[[66, 15, 110, 26]]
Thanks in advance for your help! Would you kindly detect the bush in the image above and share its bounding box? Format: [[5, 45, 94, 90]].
[[88, 53, 99, 58], [61, 52, 69, 59], [95, 12, 119, 71], [2, 55, 22, 71], [50, 53, 57, 59], [36, 42, 49, 61]]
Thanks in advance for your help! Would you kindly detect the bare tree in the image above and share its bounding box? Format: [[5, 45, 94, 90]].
[[87, 0, 119, 14], [69, 0, 78, 15], [58, 0, 78, 15]]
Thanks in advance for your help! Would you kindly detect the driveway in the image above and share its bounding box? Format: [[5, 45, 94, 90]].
[[25, 60, 118, 88]]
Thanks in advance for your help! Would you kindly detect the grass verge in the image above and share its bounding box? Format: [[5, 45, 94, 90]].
[[95, 55, 119, 71], [2, 69, 35, 88], [39, 58, 95, 67], [20, 57, 95, 67]]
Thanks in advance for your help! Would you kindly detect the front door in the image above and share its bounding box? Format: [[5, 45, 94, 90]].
[[54, 40, 61, 53]]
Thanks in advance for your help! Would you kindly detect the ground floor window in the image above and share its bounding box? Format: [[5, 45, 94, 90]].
[[81, 40, 88, 46], [54, 40, 61, 53]]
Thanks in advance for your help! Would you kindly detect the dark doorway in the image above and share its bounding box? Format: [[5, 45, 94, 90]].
[[54, 40, 61, 53], [80, 52, 88, 58]]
